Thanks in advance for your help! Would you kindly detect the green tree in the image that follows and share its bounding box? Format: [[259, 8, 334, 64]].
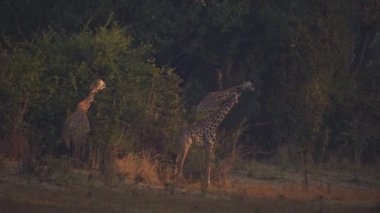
[[0, 25, 183, 166]]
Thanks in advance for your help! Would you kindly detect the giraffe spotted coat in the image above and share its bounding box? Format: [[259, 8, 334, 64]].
[[174, 81, 254, 191], [196, 81, 254, 114], [62, 79, 105, 163]]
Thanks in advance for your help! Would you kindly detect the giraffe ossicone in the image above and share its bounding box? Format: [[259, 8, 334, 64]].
[[241, 81, 254, 91]]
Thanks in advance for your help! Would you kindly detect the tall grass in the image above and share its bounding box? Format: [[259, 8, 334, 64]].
[[115, 153, 161, 185]]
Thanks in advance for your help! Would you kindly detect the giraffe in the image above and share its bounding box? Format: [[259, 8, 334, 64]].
[[174, 81, 254, 191], [62, 79, 106, 166]]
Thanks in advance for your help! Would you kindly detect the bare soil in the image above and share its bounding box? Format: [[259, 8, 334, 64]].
[[0, 160, 379, 212], [0, 177, 379, 213]]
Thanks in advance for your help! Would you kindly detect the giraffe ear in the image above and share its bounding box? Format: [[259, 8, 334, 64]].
[[241, 81, 255, 91]]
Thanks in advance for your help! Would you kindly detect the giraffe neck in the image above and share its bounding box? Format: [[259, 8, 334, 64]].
[[203, 93, 240, 130], [219, 83, 249, 98], [76, 91, 96, 113]]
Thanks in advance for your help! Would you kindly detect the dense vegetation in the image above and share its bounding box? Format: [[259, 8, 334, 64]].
[[0, 0, 379, 177]]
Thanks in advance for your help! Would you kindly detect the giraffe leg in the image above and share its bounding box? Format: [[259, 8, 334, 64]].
[[174, 136, 191, 186], [175, 139, 190, 180], [205, 144, 214, 186], [199, 133, 216, 196], [80, 141, 88, 162], [171, 135, 190, 194], [206, 134, 216, 187], [73, 139, 84, 168], [74, 144, 81, 167], [70, 136, 79, 167], [201, 143, 213, 196]]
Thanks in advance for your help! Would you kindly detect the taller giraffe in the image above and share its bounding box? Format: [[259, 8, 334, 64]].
[[174, 81, 254, 190], [62, 79, 106, 165]]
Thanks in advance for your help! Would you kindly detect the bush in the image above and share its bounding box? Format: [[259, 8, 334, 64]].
[[115, 153, 160, 185], [0, 25, 184, 171]]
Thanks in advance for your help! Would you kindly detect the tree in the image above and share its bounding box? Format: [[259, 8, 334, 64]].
[[0, 25, 183, 172]]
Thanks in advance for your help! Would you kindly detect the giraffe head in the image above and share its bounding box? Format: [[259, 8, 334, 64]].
[[90, 79, 106, 94], [76, 79, 106, 112], [238, 81, 255, 92], [196, 81, 254, 114]]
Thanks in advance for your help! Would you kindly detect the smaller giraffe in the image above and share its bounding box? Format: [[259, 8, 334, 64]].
[[174, 81, 254, 191], [62, 79, 106, 165]]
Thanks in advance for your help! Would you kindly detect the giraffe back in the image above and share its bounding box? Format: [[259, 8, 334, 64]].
[[196, 81, 254, 114], [196, 88, 238, 114], [187, 94, 239, 147]]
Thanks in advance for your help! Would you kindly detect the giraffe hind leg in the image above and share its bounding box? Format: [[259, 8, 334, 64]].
[[173, 136, 191, 187], [201, 142, 214, 195]]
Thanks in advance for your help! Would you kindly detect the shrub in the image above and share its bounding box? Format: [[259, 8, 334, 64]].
[[115, 153, 160, 185], [0, 25, 184, 171]]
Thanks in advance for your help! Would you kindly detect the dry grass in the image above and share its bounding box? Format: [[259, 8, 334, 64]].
[[233, 156, 380, 189], [0, 156, 379, 212], [114, 153, 161, 185], [211, 175, 380, 208], [1, 143, 379, 212], [2, 176, 377, 213], [217, 156, 380, 210]]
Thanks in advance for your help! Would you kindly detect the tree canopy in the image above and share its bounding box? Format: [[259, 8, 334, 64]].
[[0, 0, 379, 167]]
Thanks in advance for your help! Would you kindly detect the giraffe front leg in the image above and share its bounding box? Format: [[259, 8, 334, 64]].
[[205, 144, 214, 186], [201, 143, 213, 196], [206, 134, 216, 187]]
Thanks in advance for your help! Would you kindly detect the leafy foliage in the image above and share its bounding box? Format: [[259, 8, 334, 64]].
[[0, 26, 183, 158], [0, 0, 379, 169]]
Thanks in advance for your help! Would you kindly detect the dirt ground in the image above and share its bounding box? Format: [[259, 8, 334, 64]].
[[0, 176, 379, 213], [0, 158, 379, 213]]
